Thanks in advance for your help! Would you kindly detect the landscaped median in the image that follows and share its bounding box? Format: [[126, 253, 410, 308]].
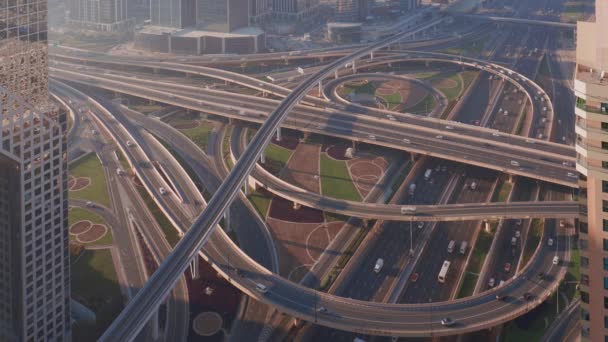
[[520, 218, 544, 268], [456, 221, 497, 298], [69, 153, 111, 208], [320, 154, 362, 202]]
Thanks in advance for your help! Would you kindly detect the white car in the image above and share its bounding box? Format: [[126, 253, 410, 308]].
[[445, 125, 454, 130], [547, 238, 554, 246], [435, 135, 443, 140], [553, 256, 559, 265], [488, 278, 496, 288], [402, 138, 411, 144], [492, 132, 501, 137], [417, 222, 424, 229], [126, 140, 133, 147], [368, 135, 376, 140], [515, 230, 521, 238], [255, 283, 268, 293], [159, 187, 167, 195], [567, 172, 578, 179]]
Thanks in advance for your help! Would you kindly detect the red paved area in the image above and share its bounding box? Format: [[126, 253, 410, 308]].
[[347, 153, 390, 198], [267, 219, 344, 282], [71, 177, 91, 191], [268, 197, 324, 223], [271, 136, 299, 150], [281, 143, 321, 193], [68, 176, 76, 189], [77, 224, 107, 243], [70, 221, 91, 235], [326, 143, 350, 161]]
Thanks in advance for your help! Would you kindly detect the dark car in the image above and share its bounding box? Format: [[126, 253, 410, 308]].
[[522, 292, 533, 301]]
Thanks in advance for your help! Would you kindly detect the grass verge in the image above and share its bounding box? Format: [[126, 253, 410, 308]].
[[320, 154, 362, 201], [247, 190, 272, 218], [180, 121, 215, 152], [492, 180, 513, 202], [134, 180, 180, 247], [69, 208, 113, 245], [521, 219, 543, 268], [69, 153, 111, 207]]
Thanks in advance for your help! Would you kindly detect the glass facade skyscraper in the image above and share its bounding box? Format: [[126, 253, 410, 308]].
[[0, 0, 70, 340]]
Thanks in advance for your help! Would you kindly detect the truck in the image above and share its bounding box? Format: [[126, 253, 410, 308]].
[[447, 240, 456, 253], [438, 260, 451, 283], [408, 183, 416, 195], [424, 169, 433, 181]]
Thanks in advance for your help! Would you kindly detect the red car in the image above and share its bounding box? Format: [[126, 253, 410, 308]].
[[410, 273, 419, 282], [504, 262, 512, 273]]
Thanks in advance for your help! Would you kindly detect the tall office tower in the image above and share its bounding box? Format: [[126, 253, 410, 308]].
[[66, 0, 131, 31], [150, 0, 196, 28], [335, 0, 368, 22], [0, 0, 70, 341], [197, 0, 250, 32], [272, 0, 320, 22], [250, 0, 272, 26], [575, 0, 608, 340]]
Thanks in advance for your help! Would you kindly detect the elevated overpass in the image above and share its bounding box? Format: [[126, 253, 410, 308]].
[[92, 20, 572, 340], [52, 60, 578, 187], [458, 14, 576, 29]]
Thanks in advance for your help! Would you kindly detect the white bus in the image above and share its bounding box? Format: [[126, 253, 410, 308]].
[[438, 260, 451, 283]]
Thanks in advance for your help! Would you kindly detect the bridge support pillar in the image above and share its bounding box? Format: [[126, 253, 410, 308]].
[[351, 140, 358, 152], [243, 181, 249, 195], [410, 153, 418, 162], [150, 308, 159, 340], [318, 81, 323, 97], [293, 202, 301, 210], [224, 210, 231, 232], [190, 256, 200, 279], [276, 127, 282, 141], [507, 174, 514, 183], [351, 60, 357, 74], [228, 117, 234, 125], [370, 51, 374, 61], [260, 150, 266, 164]]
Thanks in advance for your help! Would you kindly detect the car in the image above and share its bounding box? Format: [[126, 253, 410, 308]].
[[435, 165, 441, 172], [522, 292, 533, 301], [492, 132, 501, 137], [435, 135, 443, 139], [495, 294, 507, 301], [504, 263, 511, 272], [516, 219, 522, 226], [85, 201, 94, 208], [445, 125, 454, 130], [317, 306, 327, 313], [515, 230, 521, 238], [410, 273, 419, 282], [559, 220, 565, 228], [441, 165, 447, 172], [488, 278, 496, 288], [255, 283, 268, 293], [126, 140, 133, 147], [368, 135, 376, 140], [417, 222, 424, 229], [441, 318, 455, 327], [548, 238, 554, 246], [159, 187, 167, 195], [553, 255, 560, 265], [567, 172, 578, 178], [91, 129, 97, 135]]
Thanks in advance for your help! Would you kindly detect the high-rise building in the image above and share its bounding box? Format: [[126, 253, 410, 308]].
[[271, 0, 321, 23], [575, 0, 608, 340], [0, 0, 70, 341], [66, 0, 133, 31], [150, 0, 196, 28], [196, 0, 250, 32]]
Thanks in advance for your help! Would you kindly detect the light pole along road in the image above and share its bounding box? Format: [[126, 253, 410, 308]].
[[99, 17, 448, 341]]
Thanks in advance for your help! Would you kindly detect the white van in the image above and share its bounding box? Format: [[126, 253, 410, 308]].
[[447, 240, 456, 253], [459, 241, 468, 255], [553, 256, 559, 265], [401, 206, 416, 214], [424, 169, 433, 181], [510, 160, 520, 167], [511, 237, 517, 246], [374, 258, 384, 273]]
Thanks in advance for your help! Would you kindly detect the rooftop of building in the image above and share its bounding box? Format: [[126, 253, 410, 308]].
[[139, 25, 264, 38]]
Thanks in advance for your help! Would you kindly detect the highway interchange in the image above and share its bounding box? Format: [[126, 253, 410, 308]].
[[54, 2, 583, 341]]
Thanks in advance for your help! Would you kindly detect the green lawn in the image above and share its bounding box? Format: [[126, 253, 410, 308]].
[[460, 70, 479, 90], [492, 180, 513, 202], [414, 72, 440, 79], [248, 190, 272, 218], [521, 219, 543, 268], [319, 223, 369, 291], [180, 122, 215, 152], [114, 147, 131, 171], [442, 37, 487, 57], [378, 92, 403, 109], [131, 104, 164, 115], [223, 126, 235, 170], [404, 94, 437, 114], [69, 153, 111, 208], [320, 154, 362, 202], [265, 143, 293, 167], [438, 74, 464, 101], [467, 229, 495, 274], [71, 249, 123, 341], [69, 208, 113, 245], [456, 272, 479, 298], [324, 212, 350, 223]]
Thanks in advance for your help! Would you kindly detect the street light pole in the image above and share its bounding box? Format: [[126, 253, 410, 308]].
[[409, 220, 414, 255]]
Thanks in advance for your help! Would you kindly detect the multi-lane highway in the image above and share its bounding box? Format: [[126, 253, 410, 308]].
[[86, 19, 575, 340]]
